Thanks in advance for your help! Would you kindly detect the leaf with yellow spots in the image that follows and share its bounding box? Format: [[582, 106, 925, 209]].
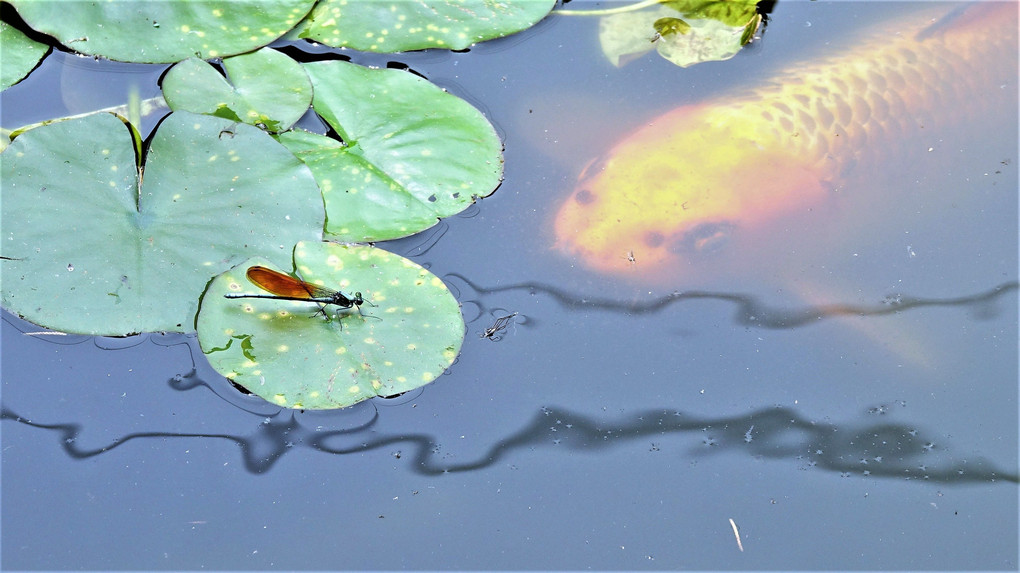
[[5, 0, 316, 63], [276, 60, 503, 242], [289, 0, 555, 52], [0, 111, 323, 335], [197, 240, 465, 410], [163, 48, 312, 133]]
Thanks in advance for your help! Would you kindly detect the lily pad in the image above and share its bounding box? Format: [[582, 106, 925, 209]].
[[289, 0, 556, 52], [163, 48, 312, 133], [197, 241, 465, 410], [0, 20, 49, 90], [275, 60, 503, 242], [662, 0, 759, 27], [0, 111, 323, 335], [6, 0, 315, 63]]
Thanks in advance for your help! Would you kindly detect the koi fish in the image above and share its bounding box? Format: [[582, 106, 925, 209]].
[[554, 3, 1017, 279]]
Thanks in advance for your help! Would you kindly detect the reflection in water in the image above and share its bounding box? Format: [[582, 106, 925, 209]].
[[2, 402, 1015, 483], [448, 274, 1018, 331], [2, 279, 1015, 477]]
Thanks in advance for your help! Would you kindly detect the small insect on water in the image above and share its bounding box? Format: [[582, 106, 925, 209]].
[[224, 266, 374, 323], [480, 312, 518, 341]]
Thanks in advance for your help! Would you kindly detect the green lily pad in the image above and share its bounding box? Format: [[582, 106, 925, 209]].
[[163, 48, 312, 133], [0, 111, 323, 335], [289, 0, 556, 52], [275, 60, 503, 242], [6, 0, 315, 63], [654, 17, 692, 37], [662, 0, 759, 27], [0, 20, 49, 91], [197, 241, 465, 410]]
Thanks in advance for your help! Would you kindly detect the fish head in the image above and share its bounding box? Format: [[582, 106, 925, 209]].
[[553, 103, 829, 278]]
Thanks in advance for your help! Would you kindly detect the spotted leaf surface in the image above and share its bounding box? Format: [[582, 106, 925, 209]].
[[0, 112, 322, 335], [290, 0, 556, 52], [197, 241, 465, 410], [276, 60, 503, 242], [163, 48, 312, 133], [6, 0, 315, 63]]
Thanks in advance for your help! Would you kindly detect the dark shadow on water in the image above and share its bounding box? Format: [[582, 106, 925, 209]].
[[3, 402, 1015, 483], [2, 281, 1015, 478], [447, 275, 1019, 330]]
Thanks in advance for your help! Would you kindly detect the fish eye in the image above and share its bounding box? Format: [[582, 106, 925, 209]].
[[573, 189, 597, 206]]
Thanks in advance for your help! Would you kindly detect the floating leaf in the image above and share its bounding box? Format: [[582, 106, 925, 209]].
[[0, 20, 49, 91], [163, 48, 312, 133], [276, 60, 503, 242], [599, 7, 665, 67], [656, 17, 745, 67], [0, 111, 322, 335], [289, 0, 556, 52], [6, 0, 315, 63], [740, 13, 763, 46], [599, 2, 757, 67], [197, 241, 465, 410], [662, 0, 758, 27], [654, 17, 691, 38]]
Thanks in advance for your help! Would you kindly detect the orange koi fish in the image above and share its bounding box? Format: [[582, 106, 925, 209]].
[[554, 3, 1017, 279]]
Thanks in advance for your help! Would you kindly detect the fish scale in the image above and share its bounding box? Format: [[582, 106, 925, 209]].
[[554, 3, 1017, 277]]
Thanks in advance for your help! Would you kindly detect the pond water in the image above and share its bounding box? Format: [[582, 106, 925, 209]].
[[2, 1, 1017, 570]]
